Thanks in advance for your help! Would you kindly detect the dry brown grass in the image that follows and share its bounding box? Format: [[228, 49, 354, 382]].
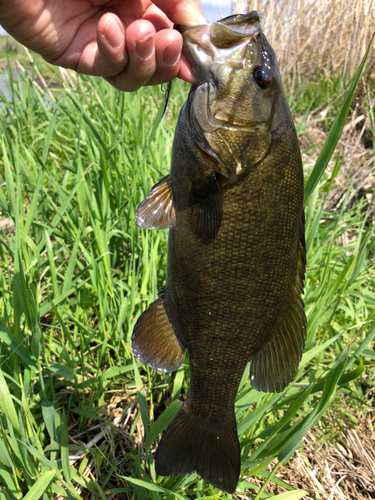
[[275, 423, 375, 500], [241, 415, 375, 500], [233, 0, 375, 80], [297, 95, 375, 214], [53, 395, 140, 500]]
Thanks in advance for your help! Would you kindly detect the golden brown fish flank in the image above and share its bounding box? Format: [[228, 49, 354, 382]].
[[132, 11, 306, 494]]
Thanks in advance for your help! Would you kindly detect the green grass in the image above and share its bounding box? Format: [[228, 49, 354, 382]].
[[0, 45, 374, 499]]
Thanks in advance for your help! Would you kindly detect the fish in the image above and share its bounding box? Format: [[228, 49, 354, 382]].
[[131, 11, 306, 494]]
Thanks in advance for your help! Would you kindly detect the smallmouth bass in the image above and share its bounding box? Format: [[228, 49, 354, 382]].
[[132, 11, 306, 494]]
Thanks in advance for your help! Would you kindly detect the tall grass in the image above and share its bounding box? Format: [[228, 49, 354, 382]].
[[0, 45, 374, 499]]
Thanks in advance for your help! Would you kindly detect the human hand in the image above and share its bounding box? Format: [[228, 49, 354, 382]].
[[0, 0, 205, 91]]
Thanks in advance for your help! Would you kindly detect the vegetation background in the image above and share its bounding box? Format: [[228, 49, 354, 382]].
[[0, 0, 374, 498]]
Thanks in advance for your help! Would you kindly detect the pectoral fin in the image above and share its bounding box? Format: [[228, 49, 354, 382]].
[[131, 295, 185, 373], [136, 175, 176, 230], [189, 175, 223, 245], [250, 212, 307, 393]]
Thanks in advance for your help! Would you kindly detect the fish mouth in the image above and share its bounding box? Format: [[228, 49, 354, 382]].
[[174, 12, 261, 84], [174, 11, 260, 46], [210, 11, 261, 48]]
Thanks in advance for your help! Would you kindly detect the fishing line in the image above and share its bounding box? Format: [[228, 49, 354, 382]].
[[161, 80, 172, 121]]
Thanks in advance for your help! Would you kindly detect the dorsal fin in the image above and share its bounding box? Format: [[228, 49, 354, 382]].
[[136, 175, 176, 230], [250, 211, 306, 393]]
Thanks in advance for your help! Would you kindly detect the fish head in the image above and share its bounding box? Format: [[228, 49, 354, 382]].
[[176, 12, 290, 177]]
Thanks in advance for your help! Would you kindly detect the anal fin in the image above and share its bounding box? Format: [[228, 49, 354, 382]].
[[250, 292, 307, 393], [131, 295, 184, 373], [136, 175, 176, 230], [250, 210, 307, 393]]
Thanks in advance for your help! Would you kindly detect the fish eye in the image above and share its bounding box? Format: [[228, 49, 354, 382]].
[[253, 66, 272, 89]]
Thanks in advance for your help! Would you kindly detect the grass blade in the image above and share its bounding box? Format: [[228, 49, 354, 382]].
[[0, 370, 20, 435], [23, 470, 55, 500], [145, 399, 182, 450], [270, 490, 311, 499]]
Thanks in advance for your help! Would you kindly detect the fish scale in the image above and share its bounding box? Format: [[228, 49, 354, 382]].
[[132, 11, 306, 493]]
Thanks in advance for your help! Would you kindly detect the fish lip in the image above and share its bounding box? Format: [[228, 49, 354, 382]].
[[215, 11, 260, 25], [210, 12, 261, 48], [174, 11, 260, 34]]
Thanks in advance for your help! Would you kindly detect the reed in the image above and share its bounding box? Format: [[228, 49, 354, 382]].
[[233, 0, 375, 82]]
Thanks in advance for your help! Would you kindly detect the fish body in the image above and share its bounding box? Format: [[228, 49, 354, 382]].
[[132, 12, 306, 494]]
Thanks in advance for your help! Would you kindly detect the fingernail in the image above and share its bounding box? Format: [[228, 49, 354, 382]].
[[162, 41, 182, 67], [136, 34, 154, 60], [105, 18, 124, 49]]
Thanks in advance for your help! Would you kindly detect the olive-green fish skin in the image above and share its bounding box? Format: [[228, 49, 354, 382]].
[[132, 11, 306, 494]]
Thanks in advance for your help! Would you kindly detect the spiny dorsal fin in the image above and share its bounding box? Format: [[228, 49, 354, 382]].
[[250, 211, 306, 393], [131, 295, 185, 373], [136, 175, 176, 230]]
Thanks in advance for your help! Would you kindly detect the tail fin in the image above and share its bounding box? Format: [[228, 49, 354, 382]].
[[155, 403, 240, 494]]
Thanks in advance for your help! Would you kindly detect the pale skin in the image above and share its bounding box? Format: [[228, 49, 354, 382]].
[[0, 0, 205, 91]]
